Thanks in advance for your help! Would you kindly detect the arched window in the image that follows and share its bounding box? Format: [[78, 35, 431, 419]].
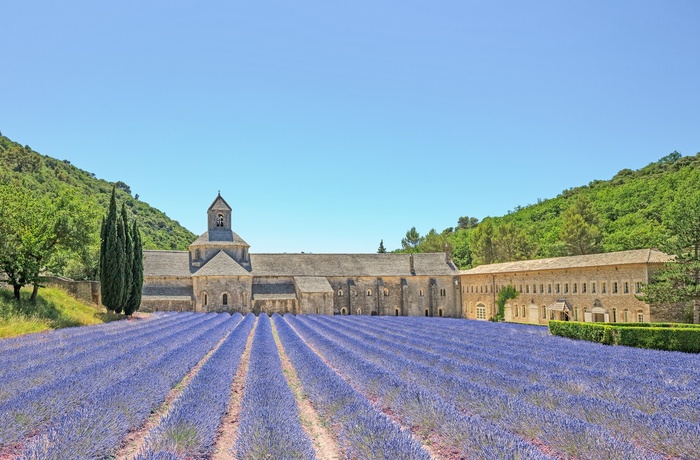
[[383, 289, 389, 296], [542, 306, 546, 319], [637, 310, 644, 322], [624, 309, 629, 322], [425, 309, 429, 316], [395, 308, 399, 316], [194, 249, 200, 260], [341, 307, 347, 315], [216, 214, 224, 227], [438, 308, 444, 317], [316, 307, 319, 314], [356, 308, 362, 315], [612, 308, 617, 322], [338, 289, 344, 297], [419, 289, 424, 297], [367, 289, 372, 296], [522, 305, 526, 317], [515, 306, 519, 317], [222, 293, 228, 306], [203, 293, 208, 306]]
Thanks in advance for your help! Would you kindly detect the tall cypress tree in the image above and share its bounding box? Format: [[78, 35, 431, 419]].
[[125, 219, 143, 316], [100, 187, 125, 313], [121, 203, 133, 311]]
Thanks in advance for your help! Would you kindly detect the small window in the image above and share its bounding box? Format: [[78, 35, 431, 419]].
[[637, 310, 644, 322], [532, 284, 537, 294], [522, 305, 526, 317], [194, 249, 200, 260], [203, 293, 208, 306], [613, 282, 618, 294], [515, 306, 519, 317], [367, 289, 372, 296], [341, 308, 347, 315], [526, 285, 530, 294], [476, 306, 486, 320], [440, 288, 446, 297], [338, 289, 344, 297], [592, 282, 597, 294], [602, 282, 607, 294], [316, 307, 319, 314], [556, 284, 560, 294], [636, 282, 642, 293], [425, 309, 429, 317], [612, 309, 617, 322], [564, 283, 569, 294], [540, 284, 544, 294], [357, 308, 362, 315], [216, 214, 224, 227], [582, 283, 587, 294], [384, 289, 389, 296], [624, 309, 629, 322], [519, 285, 523, 293], [542, 306, 547, 319], [548, 284, 552, 294], [624, 282, 629, 294], [438, 309, 444, 317], [395, 308, 399, 316], [573, 283, 578, 294], [419, 289, 424, 297], [222, 293, 228, 306]]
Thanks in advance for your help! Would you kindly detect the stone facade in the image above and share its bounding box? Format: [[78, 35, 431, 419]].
[[141, 194, 461, 316], [141, 194, 680, 322], [459, 249, 683, 324]]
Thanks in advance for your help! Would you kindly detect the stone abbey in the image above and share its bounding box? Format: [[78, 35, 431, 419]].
[[141, 194, 684, 324]]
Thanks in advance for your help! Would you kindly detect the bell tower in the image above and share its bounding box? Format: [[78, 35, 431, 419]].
[[207, 192, 233, 242]]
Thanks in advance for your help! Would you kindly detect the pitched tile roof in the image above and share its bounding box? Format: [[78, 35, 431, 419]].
[[248, 253, 456, 277], [193, 250, 251, 277], [143, 251, 193, 277], [189, 231, 249, 248], [462, 248, 672, 276], [294, 276, 334, 293]]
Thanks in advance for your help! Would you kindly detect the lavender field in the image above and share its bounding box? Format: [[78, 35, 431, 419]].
[[1, 312, 699, 459]]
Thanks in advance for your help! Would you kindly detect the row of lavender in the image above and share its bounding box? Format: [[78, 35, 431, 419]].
[[0, 312, 241, 457], [294, 315, 700, 459]]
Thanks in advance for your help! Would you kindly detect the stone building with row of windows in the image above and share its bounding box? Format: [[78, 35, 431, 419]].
[[141, 194, 681, 322], [141, 194, 462, 317]]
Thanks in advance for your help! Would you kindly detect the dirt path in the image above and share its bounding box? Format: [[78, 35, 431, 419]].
[[114, 330, 234, 460], [271, 320, 342, 460], [285, 318, 439, 460], [211, 317, 257, 460]]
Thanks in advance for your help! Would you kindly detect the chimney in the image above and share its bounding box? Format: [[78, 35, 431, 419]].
[[409, 254, 415, 275]]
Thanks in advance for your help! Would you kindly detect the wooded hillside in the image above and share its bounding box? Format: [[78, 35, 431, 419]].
[[0, 132, 196, 279], [399, 151, 700, 269]]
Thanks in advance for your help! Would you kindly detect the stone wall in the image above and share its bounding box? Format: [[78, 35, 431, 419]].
[[43, 276, 101, 305]]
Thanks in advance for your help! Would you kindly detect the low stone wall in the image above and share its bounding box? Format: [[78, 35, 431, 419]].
[[43, 276, 101, 305]]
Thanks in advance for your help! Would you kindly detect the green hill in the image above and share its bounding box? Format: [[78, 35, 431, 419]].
[[0, 132, 196, 278], [402, 151, 700, 269]]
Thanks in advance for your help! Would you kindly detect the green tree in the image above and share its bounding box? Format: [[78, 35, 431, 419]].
[[457, 216, 479, 229], [100, 188, 126, 313], [560, 196, 602, 255], [377, 240, 387, 253], [641, 191, 700, 323], [120, 203, 133, 310], [124, 219, 143, 316], [494, 222, 537, 262], [0, 185, 94, 301], [420, 228, 450, 253], [471, 219, 496, 265], [401, 227, 423, 252]]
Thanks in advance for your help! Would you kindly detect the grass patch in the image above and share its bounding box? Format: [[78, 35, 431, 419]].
[[0, 286, 123, 339]]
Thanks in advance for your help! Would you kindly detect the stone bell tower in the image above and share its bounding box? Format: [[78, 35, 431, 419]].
[[207, 192, 233, 242]]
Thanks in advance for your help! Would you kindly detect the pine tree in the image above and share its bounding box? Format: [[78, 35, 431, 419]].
[[124, 219, 143, 316], [377, 240, 387, 253]]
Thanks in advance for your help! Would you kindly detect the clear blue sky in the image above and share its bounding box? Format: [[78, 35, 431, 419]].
[[2, 1, 698, 253]]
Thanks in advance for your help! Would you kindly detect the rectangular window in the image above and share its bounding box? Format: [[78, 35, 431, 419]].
[[548, 284, 552, 294], [533, 284, 537, 294], [556, 284, 560, 294], [573, 283, 578, 294], [624, 282, 629, 294], [592, 282, 597, 294], [540, 284, 544, 294], [564, 283, 569, 294], [602, 282, 607, 294], [515, 305, 519, 317], [582, 283, 587, 294], [637, 312, 644, 322], [542, 306, 547, 319], [613, 282, 618, 294], [526, 285, 530, 294], [519, 285, 523, 293], [476, 307, 486, 320]]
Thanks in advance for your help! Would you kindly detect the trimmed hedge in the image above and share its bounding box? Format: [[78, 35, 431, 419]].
[[549, 321, 700, 353]]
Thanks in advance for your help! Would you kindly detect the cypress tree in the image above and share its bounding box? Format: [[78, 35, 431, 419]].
[[125, 219, 143, 316], [121, 203, 133, 310], [114, 210, 127, 314], [100, 187, 125, 313]]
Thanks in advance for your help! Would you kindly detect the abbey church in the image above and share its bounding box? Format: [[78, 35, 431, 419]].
[[141, 194, 684, 324]]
